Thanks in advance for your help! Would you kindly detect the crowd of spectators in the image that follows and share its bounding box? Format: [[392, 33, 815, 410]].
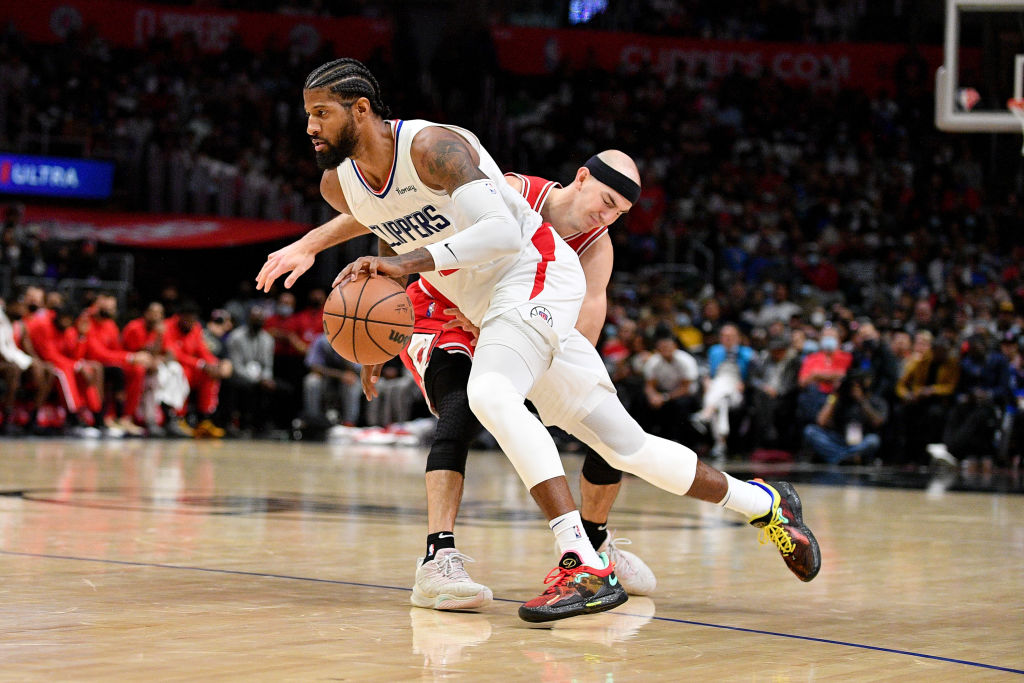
[[142, 0, 930, 44], [0, 281, 427, 439], [1, 10, 1023, 467], [2, 272, 1021, 470], [554, 0, 925, 44]]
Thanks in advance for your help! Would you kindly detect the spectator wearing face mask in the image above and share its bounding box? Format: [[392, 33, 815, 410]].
[[164, 301, 232, 438], [926, 335, 1011, 466], [796, 325, 852, 425], [264, 291, 307, 408], [895, 334, 960, 466], [83, 293, 152, 436], [749, 334, 802, 450], [691, 324, 754, 459], [849, 322, 899, 402], [224, 307, 283, 436], [803, 369, 889, 464]]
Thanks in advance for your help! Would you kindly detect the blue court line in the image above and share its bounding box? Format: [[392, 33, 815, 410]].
[[2, 548, 1021, 675]]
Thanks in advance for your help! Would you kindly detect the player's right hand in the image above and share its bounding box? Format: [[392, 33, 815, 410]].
[[256, 241, 315, 292], [360, 363, 383, 400]]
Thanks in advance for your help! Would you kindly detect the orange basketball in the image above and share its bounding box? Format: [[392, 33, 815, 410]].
[[322, 274, 414, 365]]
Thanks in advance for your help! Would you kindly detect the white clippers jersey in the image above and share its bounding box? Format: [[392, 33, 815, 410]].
[[335, 119, 583, 329]]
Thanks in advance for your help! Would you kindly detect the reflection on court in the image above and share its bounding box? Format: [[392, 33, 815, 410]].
[[1, 438, 1022, 680]]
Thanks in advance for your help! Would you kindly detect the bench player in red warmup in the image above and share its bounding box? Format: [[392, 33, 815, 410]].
[[258, 58, 820, 622]]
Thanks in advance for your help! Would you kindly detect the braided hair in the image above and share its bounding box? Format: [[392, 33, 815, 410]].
[[304, 58, 392, 119]]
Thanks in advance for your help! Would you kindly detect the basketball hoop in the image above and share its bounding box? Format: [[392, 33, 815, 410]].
[[1010, 98, 1024, 155]]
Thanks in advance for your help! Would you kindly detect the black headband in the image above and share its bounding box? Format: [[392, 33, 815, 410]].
[[584, 155, 641, 204]]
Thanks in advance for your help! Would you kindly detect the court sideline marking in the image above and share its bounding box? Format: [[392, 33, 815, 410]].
[[1, 548, 1021, 675]]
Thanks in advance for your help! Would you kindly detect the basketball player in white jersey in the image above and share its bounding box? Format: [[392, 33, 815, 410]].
[[259, 151, 658, 609], [265, 58, 820, 622]]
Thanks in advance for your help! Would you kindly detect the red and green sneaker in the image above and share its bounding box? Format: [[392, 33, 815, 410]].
[[748, 479, 822, 582], [518, 551, 628, 623]]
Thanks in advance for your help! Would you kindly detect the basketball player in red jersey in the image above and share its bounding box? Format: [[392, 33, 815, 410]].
[[396, 157, 657, 611], [257, 58, 820, 623]]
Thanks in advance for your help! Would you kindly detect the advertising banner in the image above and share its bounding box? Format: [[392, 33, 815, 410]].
[[0, 0, 391, 58], [489, 25, 946, 93], [0, 154, 115, 200], [22, 206, 310, 249]]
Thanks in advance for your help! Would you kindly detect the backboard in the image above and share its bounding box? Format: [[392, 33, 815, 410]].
[[935, 0, 1024, 133]]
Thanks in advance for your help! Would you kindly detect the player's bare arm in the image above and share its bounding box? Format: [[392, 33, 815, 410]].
[[256, 169, 370, 292], [412, 127, 487, 193], [575, 232, 614, 346]]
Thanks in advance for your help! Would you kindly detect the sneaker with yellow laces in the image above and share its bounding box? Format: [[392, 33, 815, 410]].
[[747, 479, 821, 582]]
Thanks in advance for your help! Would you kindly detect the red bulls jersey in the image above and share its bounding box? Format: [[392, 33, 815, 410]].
[[504, 173, 609, 257]]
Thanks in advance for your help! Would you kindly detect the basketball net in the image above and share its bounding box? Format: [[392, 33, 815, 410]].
[[1010, 98, 1024, 155]]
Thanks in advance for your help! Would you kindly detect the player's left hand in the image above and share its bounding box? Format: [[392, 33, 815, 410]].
[[256, 240, 316, 292], [333, 256, 406, 287], [442, 308, 479, 344], [360, 363, 383, 400]]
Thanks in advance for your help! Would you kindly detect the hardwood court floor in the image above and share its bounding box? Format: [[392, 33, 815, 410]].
[[1, 437, 1021, 681]]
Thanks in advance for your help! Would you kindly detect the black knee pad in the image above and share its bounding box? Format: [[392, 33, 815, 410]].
[[424, 350, 481, 475], [581, 447, 623, 486]]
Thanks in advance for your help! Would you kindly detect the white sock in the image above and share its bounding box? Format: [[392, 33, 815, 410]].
[[718, 475, 774, 520], [550, 510, 603, 568]]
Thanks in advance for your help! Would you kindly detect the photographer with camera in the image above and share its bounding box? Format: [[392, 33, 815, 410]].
[[802, 369, 889, 464]]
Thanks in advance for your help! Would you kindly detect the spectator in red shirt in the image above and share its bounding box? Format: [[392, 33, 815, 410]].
[[799, 326, 853, 394], [797, 325, 852, 424], [292, 289, 327, 352], [84, 293, 152, 436], [164, 301, 232, 438], [264, 290, 315, 418]]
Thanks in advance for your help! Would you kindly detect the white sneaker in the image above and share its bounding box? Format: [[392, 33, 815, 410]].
[[600, 535, 657, 596], [553, 533, 657, 595], [410, 548, 493, 611], [103, 416, 125, 438], [72, 425, 103, 439], [927, 442, 958, 466]]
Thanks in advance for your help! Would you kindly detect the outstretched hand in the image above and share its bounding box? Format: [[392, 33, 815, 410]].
[[333, 255, 406, 288], [442, 307, 479, 344], [256, 241, 316, 293]]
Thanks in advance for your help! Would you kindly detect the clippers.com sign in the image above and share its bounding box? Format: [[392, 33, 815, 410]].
[[489, 25, 949, 93]]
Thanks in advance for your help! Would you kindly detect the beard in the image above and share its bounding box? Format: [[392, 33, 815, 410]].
[[313, 119, 358, 170]]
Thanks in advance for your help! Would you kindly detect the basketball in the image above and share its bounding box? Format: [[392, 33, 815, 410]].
[[322, 274, 415, 365]]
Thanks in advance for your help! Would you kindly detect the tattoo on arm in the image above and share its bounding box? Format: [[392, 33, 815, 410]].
[[390, 248, 436, 277], [377, 239, 408, 287], [423, 136, 487, 194]]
